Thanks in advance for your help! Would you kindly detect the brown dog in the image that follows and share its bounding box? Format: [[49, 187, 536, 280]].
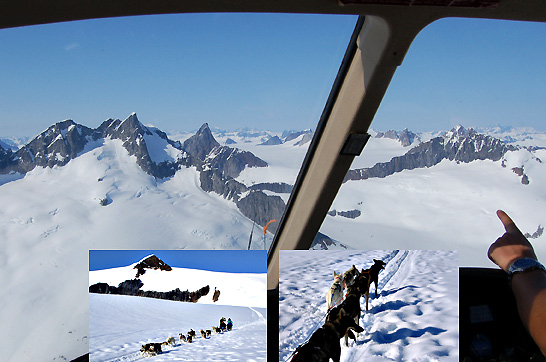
[[342, 265, 359, 290], [291, 312, 364, 362], [327, 273, 370, 346], [140, 342, 162, 357]]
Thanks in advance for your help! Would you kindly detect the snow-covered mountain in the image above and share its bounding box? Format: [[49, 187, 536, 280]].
[[321, 125, 546, 268], [279, 250, 458, 362], [1, 116, 546, 361], [89, 255, 267, 361]]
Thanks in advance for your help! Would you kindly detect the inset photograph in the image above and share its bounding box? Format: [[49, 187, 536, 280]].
[[279, 250, 458, 362], [89, 250, 267, 361]]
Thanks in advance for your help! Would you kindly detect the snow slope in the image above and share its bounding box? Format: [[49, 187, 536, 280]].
[[89, 294, 267, 362], [0, 139, 262, 362], [279, 250, 458, 362], [321, 147, 546, 267]]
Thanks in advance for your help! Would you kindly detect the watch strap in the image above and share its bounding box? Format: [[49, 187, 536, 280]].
[[507, 258, 546, 281]]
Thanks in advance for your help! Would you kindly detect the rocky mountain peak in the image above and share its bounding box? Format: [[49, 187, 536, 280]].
[[398, 129, 418, 147], [133, 254, 172, 278], [11, 120, 97, 172], [182, 123, 220, 160], [100, 113, 151, 140], [375, 129, 417, 147], [445, 125, 474, 140]]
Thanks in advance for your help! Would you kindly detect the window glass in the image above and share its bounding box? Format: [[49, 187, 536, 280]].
[[0, 13, 358, 249], [318, 18, 546, 267], [0, 13, 357, 362]]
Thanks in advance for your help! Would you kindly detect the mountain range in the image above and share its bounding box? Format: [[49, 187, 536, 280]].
[[2, 113, 546, 361], [1, 116, 543, 245], [0, 113, 290, 234]]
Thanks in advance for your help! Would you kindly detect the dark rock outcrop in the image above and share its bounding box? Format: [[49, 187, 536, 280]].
[[235, 190, 285, 234], [327, 209, 361, 219], [199, 169, 248, 201], [375, 129, 417, 147], [249, 182, 293, 193], [346, 126, 514, 182], [8, 120, 99, 174], [182, 123, 220, 161], [398, 129, 417, 147], [512, 166, 530, 185], [89, 282, 110, 294], [0, 145, 17, 171], [337, 209, 361, 219], [310, 232, 347, 250], [99, 114, 184, 179], [134, 255, 172, 278], [116, 279, 145, 295], [524, 225, 543, 239], [204, 146, 267, 179], [89, 278, 210, 303]]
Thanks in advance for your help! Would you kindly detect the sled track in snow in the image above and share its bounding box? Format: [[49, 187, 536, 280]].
[[339, 250, 411, 362], [378, 250, 409, 290], [283, 250, 410, 362], [102, 351, 142, 362]]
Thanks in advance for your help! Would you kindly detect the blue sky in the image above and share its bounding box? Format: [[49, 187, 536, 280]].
[[89, 249, 266, 273], [0, 14, 545, 138]]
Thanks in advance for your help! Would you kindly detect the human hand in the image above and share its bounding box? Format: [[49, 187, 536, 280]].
[[488, 210, 538, 272]]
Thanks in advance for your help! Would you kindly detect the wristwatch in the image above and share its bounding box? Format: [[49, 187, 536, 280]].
[[507, 258, 546, 281]]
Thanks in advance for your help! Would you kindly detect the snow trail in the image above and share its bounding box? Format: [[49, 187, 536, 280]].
[[279, 250, 458, 362]]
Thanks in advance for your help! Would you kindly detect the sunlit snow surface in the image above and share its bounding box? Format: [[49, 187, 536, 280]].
[[1, 125, 546, 361], [279, 250, 459, 362], [89, 265, 266, 361], [0, 138, 268, 362]]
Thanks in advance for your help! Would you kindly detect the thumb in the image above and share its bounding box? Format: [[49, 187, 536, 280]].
[[497, 210, 521, 235]]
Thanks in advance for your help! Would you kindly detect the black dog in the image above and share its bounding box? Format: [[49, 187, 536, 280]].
[[361, 259, 386, 297], [292, 313, 364, 362]]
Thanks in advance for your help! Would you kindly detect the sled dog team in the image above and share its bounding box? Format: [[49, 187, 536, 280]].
[[140, 317, 233, 357], [292, 259, 387, 362]]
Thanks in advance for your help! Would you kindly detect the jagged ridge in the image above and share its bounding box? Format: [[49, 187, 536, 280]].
[[0, 114, 284, 233], [345, 126, 515, 182]]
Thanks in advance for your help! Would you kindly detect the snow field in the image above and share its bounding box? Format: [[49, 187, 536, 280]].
[[279, 250, 458, 362], [89, 294, 267, 361], [0, 139, 265, 361], [321, 154, 546, 268], [89, 263, 267, 361]]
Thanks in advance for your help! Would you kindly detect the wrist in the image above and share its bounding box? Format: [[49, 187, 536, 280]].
[[508, 258, 546, 281]]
